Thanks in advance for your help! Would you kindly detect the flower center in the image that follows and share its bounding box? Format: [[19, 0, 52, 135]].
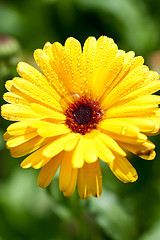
[[73, 105, 92, 126], [65, 96, 104, 135]]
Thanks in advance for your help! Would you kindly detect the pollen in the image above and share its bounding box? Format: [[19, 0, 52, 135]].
[[65, 96, 104, 135]]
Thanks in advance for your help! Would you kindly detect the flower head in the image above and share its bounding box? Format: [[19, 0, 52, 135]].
[[1, 36, 160, 199]]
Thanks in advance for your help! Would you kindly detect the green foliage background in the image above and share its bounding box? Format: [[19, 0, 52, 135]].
[[0, 0, 160, 239]]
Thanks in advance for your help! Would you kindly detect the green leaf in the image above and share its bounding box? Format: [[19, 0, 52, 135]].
[[138, 220, 160, 240], [89, 189, 137, 240]]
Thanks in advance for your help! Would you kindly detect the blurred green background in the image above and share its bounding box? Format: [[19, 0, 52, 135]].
[[1, 0, 160, 239]]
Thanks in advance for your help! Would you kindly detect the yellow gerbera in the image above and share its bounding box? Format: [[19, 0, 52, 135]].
[[1, 36, 160, 199]]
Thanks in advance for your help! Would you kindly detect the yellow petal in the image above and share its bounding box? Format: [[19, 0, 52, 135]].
[[3, 131, 12, 141], [43, 41, 54, 58], [63, 168, 78, 197], [95, 137, 115, 163], [122, 80, 160, 101], [37, 124, 69, 138], [123, 95, 160, 106], [3, 92, 31, 107], [7, 120, 37, 136], [72, 139, 84, 168], [144, 70, 159, 83], [92, 36, 120, 98], [17, 62, 60, 102], [20, 142, 52, 169], [34, 48, 69, 98], [104, 132, 146, 145], [105, 105, 158, 118], [96, 132, 126, 156], [59, 151, 73, 192], [50, 42, 73, 98], [12, 77, 62, 111], [102, 65, 149, 108], [112, 95, 160, 108], [63, 133, 80, 151], [31, 103, 65, 121], [1, 104, 40, 121], [88, 160, 102, 198], [99, 119, 147, 144], [108, 154, 138, 183], [6, 131, 38, 148], [77, 162, 91, 199], [95, 54, 124, 100], [113, 118, 159, 134], [81, 138, 98, 163], [118, 140, 156, 160], [54, 41, 85, 97], [130, 56, 144, 69], [100, 50, 134, 100], [29, 120, 70, 138], [5, 80, 13, 91], [42, 134, 72, 158], [56, 37, 90, 96], [82, 36, 97, 95], [37, 152, 63, 188], [12, 136, 51, 158], [96, 36, 118, 65], [64, 37, 84, 96], [77, 160, 102, 199], [52, 47, 75, 95], [4, 80, 34, 103], [100, 119, 141, 138]]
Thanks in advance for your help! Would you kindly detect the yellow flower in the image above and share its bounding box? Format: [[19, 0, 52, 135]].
[[1, 36, 160, 199]]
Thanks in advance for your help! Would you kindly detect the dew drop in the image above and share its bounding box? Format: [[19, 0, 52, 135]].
[[121, 126, 127, 135], [148, 88, 152, 94]]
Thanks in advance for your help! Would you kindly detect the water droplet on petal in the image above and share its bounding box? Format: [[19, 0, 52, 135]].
[[121, 126, 127, 135]]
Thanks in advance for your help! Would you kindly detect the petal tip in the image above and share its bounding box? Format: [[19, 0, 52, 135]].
[[20, 162, 32, 169]]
